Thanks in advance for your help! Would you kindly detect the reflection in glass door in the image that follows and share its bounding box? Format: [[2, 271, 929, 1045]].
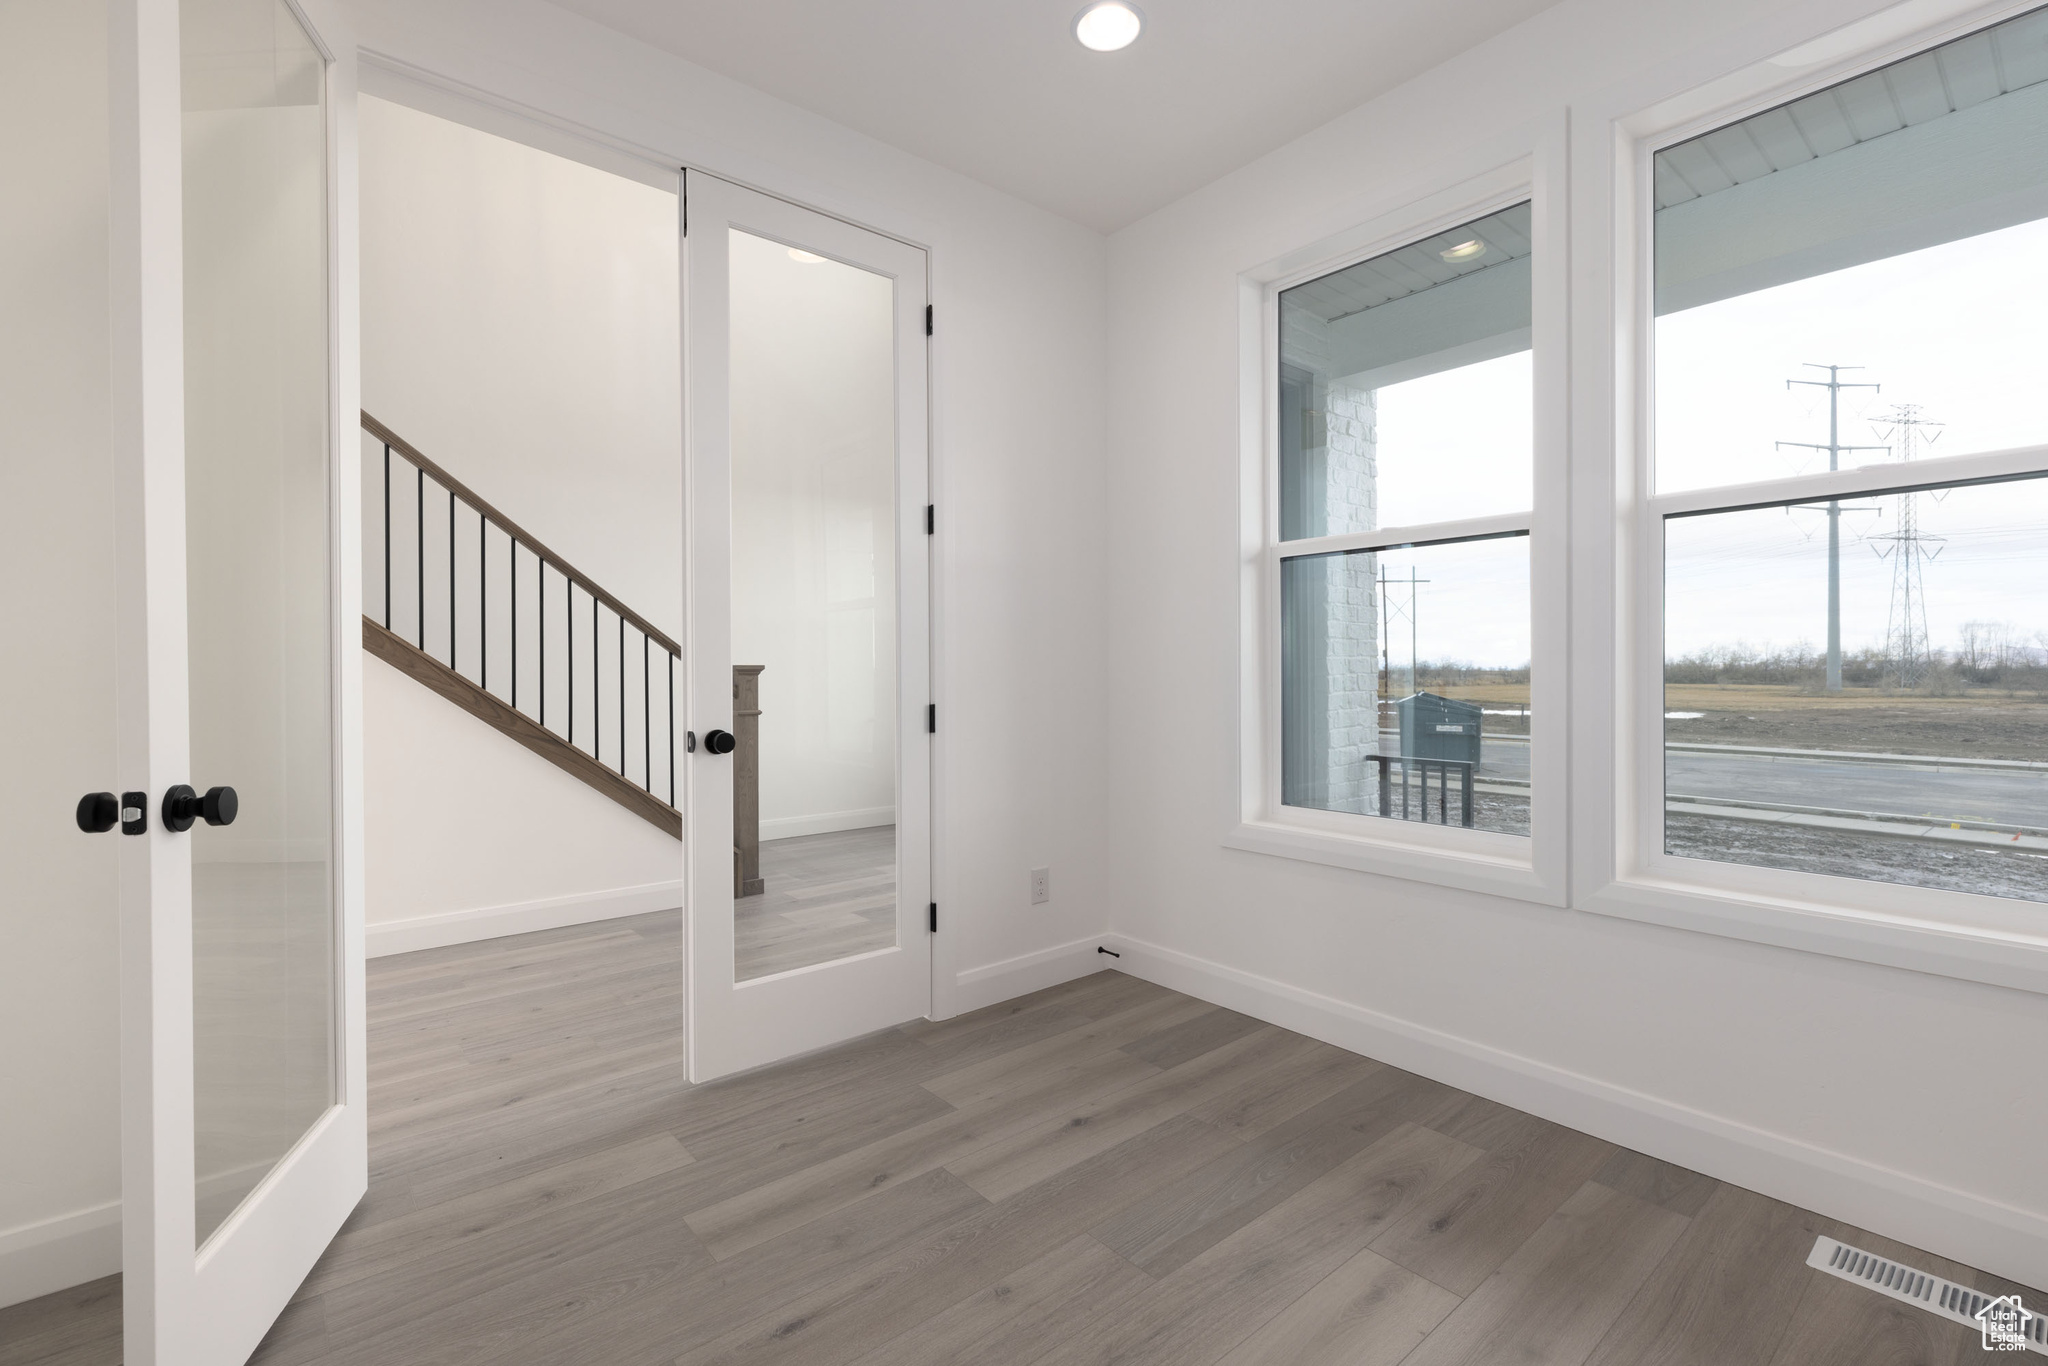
[[181, 0, 335, 1246], [729, 230, 899, 981]]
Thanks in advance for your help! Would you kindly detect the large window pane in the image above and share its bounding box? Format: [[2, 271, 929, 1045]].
[[182, 0, 334, 1245], [1278, 203, 1532, 537], [1282, 534, 1529, 835], [1664, 477, 2048, 900], [1654, 6, 2048, 495]]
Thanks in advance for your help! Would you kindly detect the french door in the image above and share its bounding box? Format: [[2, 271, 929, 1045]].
[[107, 0, 364, 1360], [682, 174, 932, 1080]]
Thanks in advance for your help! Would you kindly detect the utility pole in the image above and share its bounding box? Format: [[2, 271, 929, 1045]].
[[1779, 364, 1886, 690]]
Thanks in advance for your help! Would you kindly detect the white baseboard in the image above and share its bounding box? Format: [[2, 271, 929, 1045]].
[[1103, 931, 2048, 1291], [951, 935, 1112, 1014], [760, 807, 895, 841], [367, 881, 683, 957], [0, 1201, 119, 1311]]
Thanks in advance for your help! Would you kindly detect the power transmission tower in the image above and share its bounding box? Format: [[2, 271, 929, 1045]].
[[1377, 565, 1428, 699], [1867, 404, 1945, 688], [1779, 364, 1887, 691]]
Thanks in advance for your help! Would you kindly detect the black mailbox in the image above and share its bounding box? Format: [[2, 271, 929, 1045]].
[[1397, 691, 1482, 767]]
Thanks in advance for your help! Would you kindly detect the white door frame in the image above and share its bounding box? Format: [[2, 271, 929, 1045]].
[[109, 0, 365, 1360], [682, 172, 933, 1082]]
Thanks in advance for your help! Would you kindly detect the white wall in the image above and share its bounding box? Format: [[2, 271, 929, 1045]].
[[363, 655, 682, 954], [1105, 0, 2048, 1288], [730, 231, 898, 840], [349, 0, 1113, 1010], [0, 0, 122, 1311], [358, 92, 687, 946]]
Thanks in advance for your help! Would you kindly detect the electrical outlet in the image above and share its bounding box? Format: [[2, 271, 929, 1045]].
[[1029, 867, 1050, 905]]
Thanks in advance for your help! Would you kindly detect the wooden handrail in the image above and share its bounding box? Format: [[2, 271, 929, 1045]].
[[361, 410, 680, 657]]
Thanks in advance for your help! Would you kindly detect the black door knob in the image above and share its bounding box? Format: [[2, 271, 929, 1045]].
[[702, 729, 737, 755], [162, 784, 238, 832], [76, 792, 119, 833]]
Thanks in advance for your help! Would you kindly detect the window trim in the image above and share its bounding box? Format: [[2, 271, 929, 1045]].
[[1229, 121, 1571, 906], [1575, 0, 2048, 996]]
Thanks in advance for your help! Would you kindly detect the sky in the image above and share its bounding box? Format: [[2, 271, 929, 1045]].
[[1303, 214, 2048, 672], [1656, 216, 2048, 661]]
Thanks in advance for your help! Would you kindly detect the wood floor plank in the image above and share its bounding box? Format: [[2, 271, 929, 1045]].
[[1183, 1037, 1385, 1140], [310, 1132, 693, 1293], [918, 993, 1210, 1109], [1091, 1065, 1452, 1276], [1591, 1146, 1721, 1219], [1401, 1181, 1691, 1366], [946, 1027, 1323, 1202], [1119, 1005, 1267, 1069], [672, 1115, 1246, 1366], [1369, 1116, 1616, 1295], [844, 1234, 1152, 1366], [0, 1274, 121, 1366], [1213, 1247, 1461, 1366], [1030, 1122, 1487, 1366], [685, 1045, 1160, 1258], [1582, 1183, 1826, 1366]]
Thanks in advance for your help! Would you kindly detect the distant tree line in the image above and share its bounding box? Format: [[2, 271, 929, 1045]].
[[1665, 623, 2048, 695]]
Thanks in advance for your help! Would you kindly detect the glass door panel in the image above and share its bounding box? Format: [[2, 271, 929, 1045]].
[[180, 0, 334, 1247], [729, 228, 900, 981], [685, 174, 931, 1081]]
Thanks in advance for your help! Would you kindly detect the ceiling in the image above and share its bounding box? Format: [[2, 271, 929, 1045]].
[[548, 0, 1563, 232]]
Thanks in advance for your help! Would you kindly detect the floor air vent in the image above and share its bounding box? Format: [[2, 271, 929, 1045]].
[[1809, 1235, 2046, 1354]]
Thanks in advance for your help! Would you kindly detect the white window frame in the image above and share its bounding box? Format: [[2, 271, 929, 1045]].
[[1577, 0, 2048, 996], [1228, 119, 1570, 906]]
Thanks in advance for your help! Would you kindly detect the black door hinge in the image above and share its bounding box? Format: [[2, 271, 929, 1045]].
[[925, 504, 934, 535], [926, 703, 936, 734], [929, 902, 938, 933], [925, 304, 933, 336]]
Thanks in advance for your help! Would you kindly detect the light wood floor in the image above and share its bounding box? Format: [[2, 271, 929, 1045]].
[[5, 909, 2035, 1365], [736, 825, 895, 981]]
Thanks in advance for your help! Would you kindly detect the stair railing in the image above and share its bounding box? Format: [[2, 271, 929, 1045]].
[[361, 412, 680, 818]]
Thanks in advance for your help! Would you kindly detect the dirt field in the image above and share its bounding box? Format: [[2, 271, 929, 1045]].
[[1667, 813, 2048, 902], [1426, 682, 2048, 761]]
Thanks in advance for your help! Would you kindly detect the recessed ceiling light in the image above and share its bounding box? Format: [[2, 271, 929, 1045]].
[[1439, 239, 1487, 263], [1074, 1, 1143, 52], [787, 248, 825, 264]]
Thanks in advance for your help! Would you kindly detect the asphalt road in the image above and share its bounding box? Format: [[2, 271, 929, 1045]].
[[1383, 731, 2048, 830]]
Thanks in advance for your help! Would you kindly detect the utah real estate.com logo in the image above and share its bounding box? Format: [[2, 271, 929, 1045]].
[[1976, 1293, 2030, 1353]]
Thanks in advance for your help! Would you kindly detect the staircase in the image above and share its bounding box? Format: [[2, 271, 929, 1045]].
[[361, 412, 698, 842]]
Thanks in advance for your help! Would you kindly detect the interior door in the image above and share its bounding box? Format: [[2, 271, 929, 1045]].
[[109, 0, 365, 1361], [683, 173, 931, 1081]]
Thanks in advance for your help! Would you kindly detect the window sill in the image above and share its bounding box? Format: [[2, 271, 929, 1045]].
[[1224, 815, 1562, 906], [1581, 872, 2048, 997]]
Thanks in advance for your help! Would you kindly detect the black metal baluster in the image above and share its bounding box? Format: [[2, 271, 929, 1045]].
[[511, 537, 518, 711], [448, 489, 456, 673], [666, 651, 675, 807], [539, 563, 546, 729], [567, 583, 575, 747], [617, 615, 626, 776], [642, 635, 650, 792], [416, 466, 424, 651], [382, 445, 391, 628], [480, 509, 488, 693], [591, 591, 599, 763]]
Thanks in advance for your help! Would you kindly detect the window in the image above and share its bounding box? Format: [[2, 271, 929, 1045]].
[[1650, 6, 2048, 904], [1274, 203, 1535, 840]]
